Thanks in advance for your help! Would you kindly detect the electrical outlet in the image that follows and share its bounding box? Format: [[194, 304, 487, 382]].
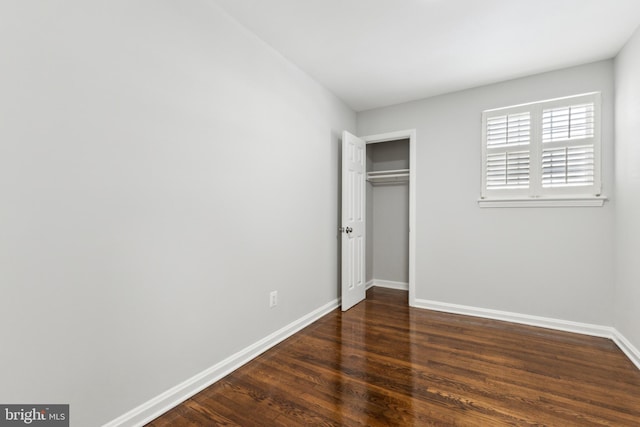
[[269, 290, 278, 308]]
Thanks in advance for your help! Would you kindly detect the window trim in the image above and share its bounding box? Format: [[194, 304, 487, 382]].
[[477, 195, 607, 208], [479, 92, 605, 207]]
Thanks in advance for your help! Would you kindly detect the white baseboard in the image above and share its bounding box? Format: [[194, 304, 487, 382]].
[[102, 298, 340, 427], [365, 279, 375, 290], [370, 279, 409, 291], [612, 330, 640, 371], [414, 298, 640, 371], [414, 298, 614, 338]]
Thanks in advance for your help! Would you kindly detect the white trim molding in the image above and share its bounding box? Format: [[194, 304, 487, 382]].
[[370, 280, 409, 291], [478, 195, 608, 208], [414, 298, 640, 371], [414, 298, 613, 337], [102, 298, 340, 427], [612, 330, 640, 371]]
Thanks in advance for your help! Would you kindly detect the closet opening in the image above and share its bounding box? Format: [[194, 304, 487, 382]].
[[366, 138, 410, 299]]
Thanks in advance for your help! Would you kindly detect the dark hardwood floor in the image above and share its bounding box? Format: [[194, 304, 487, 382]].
[[147, 287, 640, 426]]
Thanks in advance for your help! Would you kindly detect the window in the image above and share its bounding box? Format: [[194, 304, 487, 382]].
[[480, 93, 604, 207]]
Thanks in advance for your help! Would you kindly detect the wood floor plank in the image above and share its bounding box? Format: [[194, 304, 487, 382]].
[[146, 287, 640, 426]]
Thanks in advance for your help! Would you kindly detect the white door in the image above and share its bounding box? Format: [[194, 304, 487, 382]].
[[341, 131, 366, 311]]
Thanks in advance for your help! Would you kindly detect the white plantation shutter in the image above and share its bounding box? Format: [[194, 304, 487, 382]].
[[540, 100, 596, 191], [486, 151, 530, 189], [487, 112, 531, 147], [483, 109, 531, 195], [542, 103, 594, 143], [541, 145, 594, 187], [481, 92, 601, 200]]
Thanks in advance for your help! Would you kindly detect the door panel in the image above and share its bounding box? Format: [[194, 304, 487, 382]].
[[341, 131, 366, 311]]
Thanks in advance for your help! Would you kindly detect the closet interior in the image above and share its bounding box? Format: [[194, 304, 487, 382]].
[[365, 138, 410, 290]]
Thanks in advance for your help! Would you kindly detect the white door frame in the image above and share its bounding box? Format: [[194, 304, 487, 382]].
[[363, 129, 417, 306]]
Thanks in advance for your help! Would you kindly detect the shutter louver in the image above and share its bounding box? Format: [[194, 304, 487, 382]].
[[487, 112, 530, 147], [486, 151, 530, 189], [542, 103, 594, 143], [542, 146, 594, 188]]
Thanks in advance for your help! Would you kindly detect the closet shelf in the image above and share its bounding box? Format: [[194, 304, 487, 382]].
[[367, 169, 409, 184]]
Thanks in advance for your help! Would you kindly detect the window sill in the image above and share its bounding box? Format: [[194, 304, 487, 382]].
[[477, 196, 608, 208]]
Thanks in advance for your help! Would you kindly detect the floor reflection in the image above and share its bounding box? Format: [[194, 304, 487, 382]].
[[334, 287, 415, 425]]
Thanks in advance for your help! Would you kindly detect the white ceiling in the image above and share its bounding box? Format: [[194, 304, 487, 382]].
[[212, 0, 640, 112]]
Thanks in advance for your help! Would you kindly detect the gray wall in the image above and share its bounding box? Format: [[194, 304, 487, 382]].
[[368, 140, 410, 283], [614, 27, 640, 353], [0, 1, 355, 425], [369, 139, 410, 171], [372, 184, 409, 283], [358, 60, 615, 325]]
